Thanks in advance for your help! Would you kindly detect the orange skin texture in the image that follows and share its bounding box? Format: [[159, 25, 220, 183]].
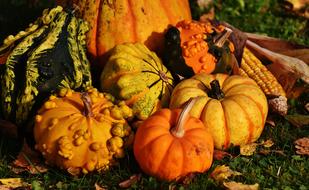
[[69, 0, 191, 69], [133, 108, 214, 181], [170, 73, 268, 150]]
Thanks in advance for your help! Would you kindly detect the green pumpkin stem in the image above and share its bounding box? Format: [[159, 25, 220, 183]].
[[171, 97, 197, 138], [81, 92, 93, 117], [209, 80, 225, 100]]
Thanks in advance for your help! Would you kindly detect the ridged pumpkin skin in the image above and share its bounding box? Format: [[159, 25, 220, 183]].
[[34, 88, 133, 175], [64, 0, 191, 68], [100, 43, 174, 120], [134, 108, 214, 181], [170, 73, 268, 150]]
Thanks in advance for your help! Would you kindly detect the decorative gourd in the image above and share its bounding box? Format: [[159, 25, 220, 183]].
[[0, 6, 92, 125], [58, 0, 192, 71], [164, 20, 235, 78], [134, 98, 214, 181], [170, 73, 268, 150], [34, 88, 133, 175], [100, 43, 174, 120]]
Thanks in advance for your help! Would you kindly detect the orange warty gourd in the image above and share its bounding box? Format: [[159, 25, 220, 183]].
[[34, 88, 133, 175], [59, 0, 191, 69], [170, 73, 268, 150], [134, 98, 214, 181]]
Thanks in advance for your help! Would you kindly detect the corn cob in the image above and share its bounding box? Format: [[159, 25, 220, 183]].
[[239, 48, 286, 97]]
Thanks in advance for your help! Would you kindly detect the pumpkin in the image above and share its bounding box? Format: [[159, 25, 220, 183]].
[[170, 73, 268, 150], [100, 43, 174, 120], [134, 98, 214, 181], [0, 6, 92, 126], [34, 88, 133, 175], [57, 0, 191, 79], [164, 20, 235, 78]]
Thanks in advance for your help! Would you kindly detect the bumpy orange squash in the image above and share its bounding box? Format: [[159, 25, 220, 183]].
[[170, 73, 268, 150]]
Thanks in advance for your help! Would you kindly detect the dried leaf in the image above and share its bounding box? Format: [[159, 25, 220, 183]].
[[11, 142, 48, 174], [95, 183, 107, 190], [285, 114, 309, 128], [119, 174, 141, 188], [260, 139, 274, 148], [246, 33, 308, 54], [294, 137, 309, 156], [240, 143, 258, 156], [0, 178, 30, 189], [210, 165, 242, 182], [282, 0, 309, 19], [281, 49, 309, 64], [67, 167, 80, 176], [214, 150, 233, 160], [177, 173, 196, 185], [223, 181, 259, 190], [266, 119, 276, 127], [305, 103, 309, 112]]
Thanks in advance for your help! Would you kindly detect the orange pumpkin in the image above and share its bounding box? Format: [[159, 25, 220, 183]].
[[59, 0, 191, 69], [133, 98, 214, 181], [170, 73, 268, 150]]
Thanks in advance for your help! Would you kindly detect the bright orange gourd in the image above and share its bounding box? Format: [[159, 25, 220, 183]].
[[133, 98, 214, 181], [34, 88, 133, 175], [170, 73, 268, 150]]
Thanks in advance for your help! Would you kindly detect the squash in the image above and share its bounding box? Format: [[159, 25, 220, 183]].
[[100, 43, 174, 120], [170, 73, 268, 149], [57, 0, 191, 79], [0, 6, 92, 125], [134, 98, 214, 181], [164, 20, 235, 78], [34, 88, 133, 175]]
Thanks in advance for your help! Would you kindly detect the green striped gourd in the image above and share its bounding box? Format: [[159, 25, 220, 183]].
[[100, 43, 174, 120], [0, 6, 92, 125]]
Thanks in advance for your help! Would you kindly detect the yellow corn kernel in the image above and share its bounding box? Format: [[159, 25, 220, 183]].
[[240, 48, 286, 97]]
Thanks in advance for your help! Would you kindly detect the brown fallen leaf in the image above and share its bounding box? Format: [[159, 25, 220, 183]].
[[240, 143, 258, 156], [0, 178, 30, 189], [294, 137, 309, 156], [95, 183, 107, 190], [11, 141, 48, 174], [258, 149, 286, 156], [285, 114, 309, 128], [260, 139, 275, 148], [177, 173, 196, 185], [210, 165, 241, 182], [305, 103, 309, 112], [214, 150, 233, 160], [266, 119, 276, 127], [119, 174, 141, 188], [223, 181, 259, 190]]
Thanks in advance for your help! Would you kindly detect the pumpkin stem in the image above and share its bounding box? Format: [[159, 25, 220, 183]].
[[171, 98, 197, 138], [214, 28, 232, 48], [81, 92, 93, 117], [209, 80, 225, 100]]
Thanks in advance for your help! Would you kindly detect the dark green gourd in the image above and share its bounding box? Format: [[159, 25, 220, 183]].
[[0, 6, 92, 125]]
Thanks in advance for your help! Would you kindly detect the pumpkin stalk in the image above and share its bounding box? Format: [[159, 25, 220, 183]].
[[81, 92, 93, 117], [171, 98, 197, 138], [209, 80, 225, 100]]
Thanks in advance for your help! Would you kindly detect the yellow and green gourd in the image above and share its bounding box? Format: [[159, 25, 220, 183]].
[[0, 6, 92, 125], [100, 43, 174, 120]]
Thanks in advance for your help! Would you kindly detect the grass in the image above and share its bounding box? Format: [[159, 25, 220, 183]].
[[1, 0, 309, 189]]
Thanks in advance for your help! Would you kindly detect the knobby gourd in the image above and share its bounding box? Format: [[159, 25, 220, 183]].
[[34, 88, 133, 175], [0, 6, 92, 126]]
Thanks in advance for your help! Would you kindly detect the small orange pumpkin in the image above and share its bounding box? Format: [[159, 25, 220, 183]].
[[133, 98, 214, 181]]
